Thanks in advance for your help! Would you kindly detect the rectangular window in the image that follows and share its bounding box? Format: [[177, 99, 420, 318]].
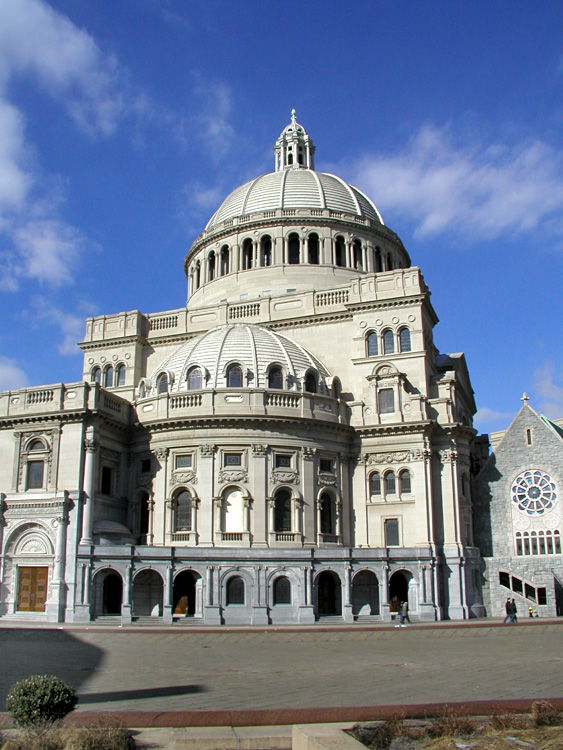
[[525, 583, 536, 601], [523, 537, 531, 555], [379, 388, 394, 414], [141, 459, 151, 474], [27, 461, 44, 490], [224, 453, 242, 467], [547, 536, 554, 554], [555, 536, 561, 554], [176, 454, 193, 469], [531, 536, 538, 555], [275, 454, 292, 469], [537, 587, 547, 606], [516, 536, 523, 556], [319, 458, 333, 473], [539, 536, 546, 555], [384, 518, 400, 547], [526, 428, 533, 445], [100, 466, 112, 495], [499, 572, 510, 589], [512, 577, 523, 595]]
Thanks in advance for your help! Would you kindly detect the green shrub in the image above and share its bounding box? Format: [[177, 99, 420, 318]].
[[6, 676, 77, 729]]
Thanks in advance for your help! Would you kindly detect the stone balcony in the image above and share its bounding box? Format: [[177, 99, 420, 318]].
[[136, 388, 349, 426]]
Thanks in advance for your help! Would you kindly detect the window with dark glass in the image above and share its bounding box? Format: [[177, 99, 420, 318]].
[[115, 364, 126, 386], [226, 576, 245, 604], [275, 454, 292, 469], [538, 587, 547, 605], [379, 388, 394, 414], [383, 329, 394, 354], [525, 583, 536, 601], [226, 364, 243, 387], [320, 493, 335, 534], [308, 233, 319, 264], [385, 471, 396, 494], [91, 367, 101, 383], [274, 489, 292, 532], [288, 233, 300, 264], [176, 454, 192, 469], [370, 472, 381, 496], [384, 518, 399, 546], [499, 571, 510, 588], [367, 332, 378, 357], [104, 365, 114, 388], [141, 458, 151, 473], [27, 461, 44, 489], [319, 458, 333, 473], [220, 245, 229, 275], [158, 373, 169, 394], [242, 238, 253, 270], [399, 328, 411, 353], [334, 236, 345, 267], [304, 372, 317, 393], [273, 576, 291, 604], [208, 251, 215, 281], [268, 367, 283, 389], [353, 239, 362, 270], [100, 466, 112, 495], [187, 367, 202, 390], [224, 453, 242, 467], [176, 491, 192, 531], [261, 235, 272, 267], [139, 492, 150, 536], [399, 470, 411, 494], [512, 576, 523, 594]]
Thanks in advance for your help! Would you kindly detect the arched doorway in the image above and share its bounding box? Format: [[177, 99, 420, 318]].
[[103, 573, 122, 614], [389, 570, 411, 616], [173, 570, 198, 616], [316, 571, 341, 617], [352, 570, 379, 616], [133, 570, 163, 617]]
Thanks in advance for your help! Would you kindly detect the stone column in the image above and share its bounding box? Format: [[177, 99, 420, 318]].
[[343, 563, 353, 622], [251, 444, 268, 547], [47, 506, 69, 622], [163, 564, 173, 624], [80, 428, 97, 545], [251, 565, 269, 624], [298, 565, 315, 623], [204, 565, 221, 624], [302, 448, 316, 546], [266, 497, 275, 545], [381, 563, 391, 620], [152, 448, 169, 545], [122, 564, 132, 624], [165, 498, 174, 545]]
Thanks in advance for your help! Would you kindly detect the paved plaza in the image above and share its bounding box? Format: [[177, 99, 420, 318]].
[[1, 622, 562, 713]]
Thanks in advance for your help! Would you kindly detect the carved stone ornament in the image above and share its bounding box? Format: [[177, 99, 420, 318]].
[[437, 449, 458, 464], [170, 471, 197, 487], [137, 474, 152, 487], [271, 470, 299, 485], [199, 444, 215, 457], [365, 449, 427, 465], [318, 473, 337, 486], [302, 447, 316, 461], [218, 469, 248, 483], [19, 537, 48, 555], [252, 444, 268, 456], [154, 447, 169, 461]]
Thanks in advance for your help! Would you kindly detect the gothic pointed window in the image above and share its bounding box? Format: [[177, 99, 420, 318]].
[[226, 364, 243, 387]]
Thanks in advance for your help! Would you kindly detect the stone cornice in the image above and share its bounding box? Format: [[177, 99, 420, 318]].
[[357, 420, 433, 438], [78, 335, 148, 352], [138, 414, 355, 437]]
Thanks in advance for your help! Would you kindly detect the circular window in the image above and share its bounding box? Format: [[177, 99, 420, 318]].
[[511, 470, 556, 515]]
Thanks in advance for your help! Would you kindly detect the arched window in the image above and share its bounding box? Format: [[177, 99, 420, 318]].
[[26, 439, 46, 490], [399, 470, 411, 494], [220, 245, 229, 275], [383, 329, 394, 354], [367, 332, 378, 357], [304, 372, 317, 393], [226, 576, 245, 605], [175, 490, 192, 531], [187, 367, 202, 390], [287, 152, 293, 165], [386, 252, 393, 270], [399, 327, 411, 353], [157, 373, 169, 394], [332, 377, 341, 399], [103, 365, 114, 388], [139, 492, 150, 537], [288, 233, 300, 264], [375, 247, 382, 272], [369, 472, 381, 496], [116, 364, 126, 387], [268, 366, 283, 389], [308, 233, 319, 264], [91, 367, 101, 384], [242, 238, 253, 270], [195, 262, 201, 289], [28, 439, 45, 452], [274, 489, 292, 532], [385, 471, 396, 495], [320, 492, 335, 534], [353, 239, 362, 270], [226, 364, 243, 388], [261, 235, 272, 267], [208, 251, 215, 281], [273, 576, 291, 605], [334, 236, 345, 267]]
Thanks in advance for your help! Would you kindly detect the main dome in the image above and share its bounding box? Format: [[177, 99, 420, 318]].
[[205, 170, 384, 230], [146, 323, 331, 392]]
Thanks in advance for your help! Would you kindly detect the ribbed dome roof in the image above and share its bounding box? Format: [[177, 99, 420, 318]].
[[147, 323, 331, 392], [205, 170, 384, 230]]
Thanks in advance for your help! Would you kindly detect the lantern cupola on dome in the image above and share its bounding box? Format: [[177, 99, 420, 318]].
[[273, 109, 315, 170]]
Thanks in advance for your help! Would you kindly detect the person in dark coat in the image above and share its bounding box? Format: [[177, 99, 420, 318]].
[[503, 598, 512, 624]]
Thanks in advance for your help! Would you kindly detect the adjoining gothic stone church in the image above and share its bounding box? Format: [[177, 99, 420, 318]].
[[0, 113, 560, 624]]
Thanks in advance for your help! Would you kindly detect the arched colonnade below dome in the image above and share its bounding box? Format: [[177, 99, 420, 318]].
[[187, 231, 403, 298]]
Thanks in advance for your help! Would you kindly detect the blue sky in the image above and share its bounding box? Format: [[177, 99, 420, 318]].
[[1, 0, 562, 434]]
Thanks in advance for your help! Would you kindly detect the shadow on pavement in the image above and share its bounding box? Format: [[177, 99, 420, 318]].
[[77, 684, 207, 704]]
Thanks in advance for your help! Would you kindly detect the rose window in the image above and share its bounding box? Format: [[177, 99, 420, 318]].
[[511, 470, 556, 515]]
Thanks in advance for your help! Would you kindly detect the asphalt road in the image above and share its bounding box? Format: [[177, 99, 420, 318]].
[[1, 622, 562, 712]]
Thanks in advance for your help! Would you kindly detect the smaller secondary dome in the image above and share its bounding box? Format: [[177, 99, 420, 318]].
[[145, 323, 331, 393]]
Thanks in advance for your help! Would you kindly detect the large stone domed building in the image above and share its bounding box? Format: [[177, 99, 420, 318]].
[[0, 113, 486, 624]]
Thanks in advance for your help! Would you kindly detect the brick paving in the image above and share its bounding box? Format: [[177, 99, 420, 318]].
[[1, 621, 562, 713]]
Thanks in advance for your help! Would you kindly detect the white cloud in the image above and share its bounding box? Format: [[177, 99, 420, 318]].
[[533, 362, 563, 418], [194, 81, 235, 157], [14, 220, 91, 287], [349, 123, 563, 245], [0, 356, 29, 391], [474, 406, 515, 432], [29, 296, 89, 355]]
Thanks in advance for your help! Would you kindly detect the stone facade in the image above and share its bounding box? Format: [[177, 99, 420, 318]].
[[0, 114, 487, 624], [474, 401, 563, 618]]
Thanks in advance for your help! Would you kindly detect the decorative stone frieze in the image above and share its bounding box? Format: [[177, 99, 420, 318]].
[[169, 471, 197, 487], [270, 470, 299, 485], [218, 469, 248, 483]]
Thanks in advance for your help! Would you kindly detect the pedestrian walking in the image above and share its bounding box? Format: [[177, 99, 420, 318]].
[[511, 598, 518, 623], [503, 598, 512, 624], [401, 599, 410, 626]]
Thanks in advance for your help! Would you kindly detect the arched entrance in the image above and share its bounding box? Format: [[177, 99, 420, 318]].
[[352, 570, 379, 616], [133, 570, 163, 617], [103, 573, 122, 614], [173, 570, 198, 616], [316, 570, 342, 617], [389, 569, 412, 615]]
